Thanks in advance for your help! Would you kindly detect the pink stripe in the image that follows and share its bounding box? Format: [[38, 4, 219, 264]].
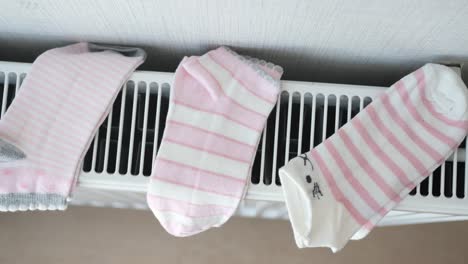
[[48, 49, 130, 79], [49, 42, 86, 54], [28, 67, 112, 100], [172, 68, 267, 132], [12, 85, 107, 125], [152, 176, 242, 198], [43, 57, 122, 90], [28, 61, 117, 97], [226, 93, 269, 119], [415, 69, 468, 129], [164, 121, 255, 163], [83, 51, 137, 74], [15, 83, 107, 124], [86, 49, 143, 74], [337, 128, 403, 199], [46, 53, 123, 85], [5, 112, 92, 150], [41, 55, 133, 100], [73, 52, 128, 77], [12, 65, 118, 129], [191, 58, 268, 118], [352, 118, 414, 189], [153, 158, 245, 197], [394, 81, 458, 146], [0, 139, 79, 169], [45, 42, 142, 81], [5, 92, 100, 145], [0, 42, 143, 200], [15, 78, 106, 120], [3, 114, 95, 159], [381, 92, 442, 161], [207, 51, 279, 104], [5, 111, 93, 150], [173, 99, 262, 132], [155, 216, 221, 237], [0, 127, 81, 165], [1, 107, 98, 165], [182, 57, 222, 99], [10, 151, 76, 170], [156, 218, 203, 237], [325, 141, 385, 215], [154, 208, 229, 219], [0, 167, 71, 195], [30, 157, 75, 171], [148, 194, 234, 218], [5, 56, 122, 145], [148, 194, 235, 210], [366, 105, 428, 179], [164, 138, 250, 164], [147, 194, 236, 214], [155, 158, 246, 183], [33, 52, 120, 88], [167, 120, 255, 148], [310, 151, 367, 225], [362, 222, 374, 232]]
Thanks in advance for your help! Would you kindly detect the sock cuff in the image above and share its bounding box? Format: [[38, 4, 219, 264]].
[[206, 47, 282, 103], [181, 57, 223, 100], [0, 193, 68, 211], [34, 42, 146, 84]]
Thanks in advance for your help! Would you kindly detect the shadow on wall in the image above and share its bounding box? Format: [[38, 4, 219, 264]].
[[1, 38, 468, 87]]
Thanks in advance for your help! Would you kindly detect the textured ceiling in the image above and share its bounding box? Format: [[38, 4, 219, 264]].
[[1, 0, 468, 86]]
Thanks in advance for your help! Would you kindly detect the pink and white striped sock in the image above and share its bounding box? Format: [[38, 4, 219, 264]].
[[279, 63, 468, 252], [147, 47, 282, 236], [0, 42, 145, 211]]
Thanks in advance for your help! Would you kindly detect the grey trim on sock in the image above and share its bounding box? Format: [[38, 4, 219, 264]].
[[88, 43, 147, 60], [0, 138, 26, 162], [0, 193, 68, 211]]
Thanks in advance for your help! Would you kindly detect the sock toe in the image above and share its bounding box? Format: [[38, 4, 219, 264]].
[[424, 63, 468, 119]]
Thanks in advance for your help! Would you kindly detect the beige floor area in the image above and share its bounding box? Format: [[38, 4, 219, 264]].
[[0, 206, 467, 264]]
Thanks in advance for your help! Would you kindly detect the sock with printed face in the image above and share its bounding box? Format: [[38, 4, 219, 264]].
[[0, 42, 145, 211], [279, 63, 468, 252], [147, 47, 283, 236]]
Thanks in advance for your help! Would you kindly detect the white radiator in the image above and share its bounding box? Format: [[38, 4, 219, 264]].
[[1, 60, 468, 226]]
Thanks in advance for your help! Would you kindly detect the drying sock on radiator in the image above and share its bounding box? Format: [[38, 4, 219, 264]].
[[0, 42, 145, 211], [279, 63, 468, 252], [147, 47, 282, 236]]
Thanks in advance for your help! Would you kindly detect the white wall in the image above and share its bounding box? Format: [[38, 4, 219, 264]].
[[1, 0, 468, 85]]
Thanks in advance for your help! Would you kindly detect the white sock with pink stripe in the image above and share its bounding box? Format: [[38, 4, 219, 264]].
[[147, 47, 282, 236], [279, 63, 468, 252], [0, 42, 145, 211]]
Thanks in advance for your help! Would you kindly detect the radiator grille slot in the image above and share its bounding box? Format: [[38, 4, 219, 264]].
[[414, 152, 467, 199], [251, 92, 374, 186], [82, 81, 171, 176], [1, 62, 467, 214]]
